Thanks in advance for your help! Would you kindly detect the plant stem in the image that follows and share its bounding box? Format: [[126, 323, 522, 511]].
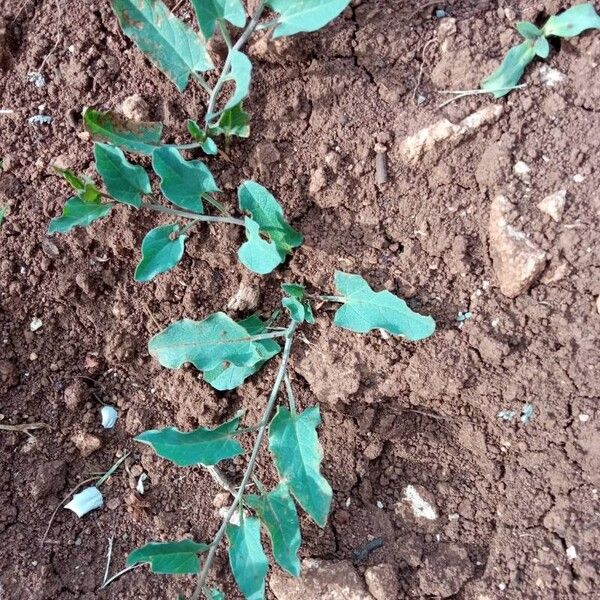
[[284, 372, 296, 414], [142, 202, 244, 226], [98, 564, 142, 590], [218, 20, 233, 50], [319, 295, 346, 303], [191, 321, 298, 600], [204, 1, 267, 126]]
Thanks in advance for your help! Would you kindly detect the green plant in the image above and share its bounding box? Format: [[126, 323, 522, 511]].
[[482, 3, 600, 97], [118, 273, 435, 599]]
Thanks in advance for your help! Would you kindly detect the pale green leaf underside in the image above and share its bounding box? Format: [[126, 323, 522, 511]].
[[111, 0, 214, 91], [333, 271, 436, 340], [135, 224, 186, 282], [543, 3, 600, 38], [135, 412, 244, 466], [148, 312, 264, 372], [83, 108, 163, 155], [94, 142, 150, 207], [203, 315, 280, 391], [126, 540, 210, 574], [48, 197, 112, 234], [152, 146, 219, 213], [192, 0, 246, 40], [481, 41, 536, 98], [267, 0, 350, 39], [268, 406, 332, 527], [223, 50, 252, 112], [238, 217, 284, 275], [227, 517, 268, 600], [245, 483, 301, 576]]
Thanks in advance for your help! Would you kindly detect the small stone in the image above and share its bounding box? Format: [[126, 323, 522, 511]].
[[579, 414, 590, 422], [488, 195, 547, 298], [64, 380, 91, 411], [309, 167, 327, 195], [566, 545, 577, 560], [227, 280, 260, 312], [29, 317, 43, 332], [364, 564, 399, 600], [71, 432, 102, 457], [121, 94, 150, 122], [538, 190, 567, 222], [213, 492, 230, 509], [539, 64, 566, 87], [41, 238, 60, 258], [419, 543, 474, 598], [397, 484, 438, 521], [513, 160, 530, 179], [363, 440, 383, 460]]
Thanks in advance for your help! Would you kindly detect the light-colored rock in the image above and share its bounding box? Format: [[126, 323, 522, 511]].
[[270, 559, 374, 600], [419, 543, 474, 598], [539, 64, 566, 87], [227, 280, 260, 312], [396, 484, 438, 521], [488, 195, 547, 298], [400, 105, 504, 164], [70, 432, 101, 457], [364, 564, 399, 600], [513, 160, 531, 180], [121, 94, 150, 122], [538, 189, 567, 222]]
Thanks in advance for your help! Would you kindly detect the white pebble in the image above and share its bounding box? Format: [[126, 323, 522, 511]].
[[100, 405, 118, 429], [579, 414, 590, 423], [566, 545, 577, 560], [29, 318, 43, 332], [64, 486, 103, 517]]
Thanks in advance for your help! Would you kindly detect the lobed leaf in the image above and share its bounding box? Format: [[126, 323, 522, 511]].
[[268, 406, 332, 527], [111, 0, 214, 91], [245, 483, 301, 576], [126, 540, 210, 574], [94, 142, 150, 207], [543, 3, 600, 38], [54, 167, 102, 203], [222, 50, 252, 114], [209, 103, 251, 138], [83, 108, 163, 155], [331, 272, 436, 340], [238, 217, 284, 275], [226, 517, 268, 600], [148, 312, 264, 372], [135, 412, 244, 467], [187, 119, 219, 156], [267, 0, 351, 39], [481, 41, 537, 98], [192, 0, 246, 40], [48, 197, 112, 234], [152, 147, 219, 213], [203, 315, 280, 391], [134, 224, 186, 283]]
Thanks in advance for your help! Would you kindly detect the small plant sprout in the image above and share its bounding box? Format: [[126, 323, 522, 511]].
[[49, 150, 302, 280], [482, 3, 600, 98], [113, 272, 436, 600]]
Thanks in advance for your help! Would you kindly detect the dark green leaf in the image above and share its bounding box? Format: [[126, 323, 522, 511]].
[[481, 41, 537, 98], [152, 147, 219, 213], [268, 406, 332, 527], [203, 315, 280, 391], [54, 167, 102, 202], [209, 103, 250, 138], [226, 517, 268, 600], [94, 142, 150, 207], [126, 540, 209, 574], [238, 217, 284, 275], [48, 197, 112, 234], [267, 0, 350, 39], [245, 483, 301, 576], [282, 297, 305, 322], [111, 0, 214, 91], [516, 21, 542, 39], [192, 0, 246, 40], [282, 283, 314, 324], [135, 412, 244, 466], [134, 224, 186, 282], [148, 312, 264, 371], [331, 271, 435, 340], [222, 50, 252, 114], [543, 3, 600, 38], [83, 108, 163, 155], [187, 119, 219, 156]]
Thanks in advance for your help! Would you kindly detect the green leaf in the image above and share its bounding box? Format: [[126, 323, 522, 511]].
[[83, 108, 163, 155], [516, 21, 542, 39], [238, 181, 303, 255], [209, 590, 225, 600], [149, 312, 264, 372], [282, 297, 305, 322], [543, 3, 600, 38], [126, 540, 209, 574], [534, 35, 550, 58], [331, 271, 436, 340], [134, 224, 186, 283], [268, 406, 332, 527], [203, 315, 280, 391], [481, 41, 537, 98], [0, 206, 7, 227], [94, 142, 150, 207], [54, 167, 102, 202], [226, 517, 268, 600], [245, 483, 301, 576], [111, 0, 214, 91], [282, 283, 314, 324], [267, 0, 350, 39], [48, 197, 112, 234], [222, 50, 252, 114], [187, 119, 219, 156], [192, 0, 246, 40], [238, 217, 284, 275], [209, 103, 251, 138], [152, 147, 219, 213], [135, 412, 244, 467]]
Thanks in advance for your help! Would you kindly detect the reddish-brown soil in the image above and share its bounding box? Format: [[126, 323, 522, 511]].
[[1, 1, 599, 598]]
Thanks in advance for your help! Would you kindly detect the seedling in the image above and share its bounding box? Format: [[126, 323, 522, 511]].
[[482, 3, 600, 98], [112, 273, 436, 599], [49, 142, 301, 280]]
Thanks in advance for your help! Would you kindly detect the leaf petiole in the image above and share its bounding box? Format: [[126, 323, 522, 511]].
[[319, 295, 346, 303], [142, 202, 245, 226]]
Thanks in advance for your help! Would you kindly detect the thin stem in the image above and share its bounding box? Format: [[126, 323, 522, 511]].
[[219, 20, 233, 49], [246, 330, 287, 342], [284, 372, 296, 414], [191, 321, 298, 600], [204, 1, 267, 125], [98, 564, 142, 590], [142, 202, 244, 226], [319, 295, 346, 303]]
